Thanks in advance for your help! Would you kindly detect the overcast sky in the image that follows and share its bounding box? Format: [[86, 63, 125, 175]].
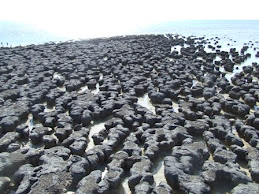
[[1, 0, 259, 38]]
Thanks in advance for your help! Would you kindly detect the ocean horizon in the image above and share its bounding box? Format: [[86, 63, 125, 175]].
[[1, 20, 259, 47]]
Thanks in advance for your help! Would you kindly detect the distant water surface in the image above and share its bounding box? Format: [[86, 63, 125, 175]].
[[137, 20, 259, 41], [0, 20, 259, 46], [0, 21, 66, 46]]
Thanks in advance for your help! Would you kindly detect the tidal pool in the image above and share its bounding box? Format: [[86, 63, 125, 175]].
[[137, 94, 156, 114], [86, 117, 111, 151]]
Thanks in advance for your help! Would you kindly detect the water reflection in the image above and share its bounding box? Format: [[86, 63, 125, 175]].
[[172, 102, 179, 113], [203, 37, 259, 83], [78, 85, 89, 94], [92, 83, 100, 94], [53, 72, 63, 79], [78, 83, 100, 95], [171, 45, 182, 54], [25, 114, 34, 132], [43, 102, 55, 112], [137, 94, 156, 114], [101, 167, 108, 179], [153, 158, 166, 186], [86, 117, 111, 151]]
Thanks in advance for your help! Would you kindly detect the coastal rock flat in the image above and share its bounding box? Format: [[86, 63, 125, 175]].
[[0, 34, 259, 193]]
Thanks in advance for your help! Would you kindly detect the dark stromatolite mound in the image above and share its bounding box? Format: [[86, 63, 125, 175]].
[[0, 34, 259, 193], [164, 142, 211, 193]]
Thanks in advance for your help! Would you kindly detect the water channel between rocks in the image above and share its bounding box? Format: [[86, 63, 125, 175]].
[[43, 102, 55, 112], [86, 117, 111, 151], [137, 93, 156, 114], [153, 156, 167, 187], [78, 83, 100, 94], [171, 37, 258, 85]]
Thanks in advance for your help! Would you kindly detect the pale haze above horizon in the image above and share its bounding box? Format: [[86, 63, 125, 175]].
[[1, 0, 259, 39]]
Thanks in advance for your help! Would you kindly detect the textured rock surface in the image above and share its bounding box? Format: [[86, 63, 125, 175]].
[[0, 34, 258, 193]]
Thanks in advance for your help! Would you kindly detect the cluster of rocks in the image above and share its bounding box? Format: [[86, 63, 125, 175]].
[[0, 34, 259, 193]]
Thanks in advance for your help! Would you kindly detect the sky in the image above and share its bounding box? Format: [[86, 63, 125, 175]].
[[0, 0, 259, 39]]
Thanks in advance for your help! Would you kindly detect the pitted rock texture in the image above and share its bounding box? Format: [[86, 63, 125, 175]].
[[0, 34, 259, 193]]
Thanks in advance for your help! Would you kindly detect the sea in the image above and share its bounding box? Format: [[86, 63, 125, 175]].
[[1, 20, 259, 47]]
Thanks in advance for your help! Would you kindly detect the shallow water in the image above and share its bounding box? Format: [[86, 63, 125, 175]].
[[92, 83, 100, 94], [99, 73, 104, 80], [78, 83, 100, 94], [191, 80, 199, 88], [171, 45, 182, 54], [196, 56, 205, 62], [205, 37, 259, 82], [22, 114, 46, 149], [53, 72, 63, 80], [43, 102, 55, 112], [25, 114, 34, 132], [91, 74, 103, 94], [22, 139, 45, 149], [121, 178, 131, 194], [59, 86, 67, 92], [78, 85, 89, 94], [208, 152, 214, 161], [86, 117, 111, 151], [101, 167, 108, 179], [213, 55, 222, 63], [153, 158, 166, 186], [172, 102, 179, 113], [170, 43, 190, 55], [137, 93, 156, 114]]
